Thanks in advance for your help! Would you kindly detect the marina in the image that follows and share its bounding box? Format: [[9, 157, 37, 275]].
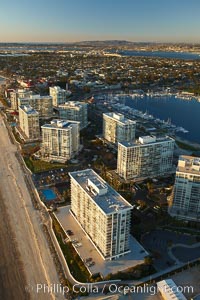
[[94, 91, 200, 143]]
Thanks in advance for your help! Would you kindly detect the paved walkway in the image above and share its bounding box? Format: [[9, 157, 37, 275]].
[[169, 242, 200, 263]]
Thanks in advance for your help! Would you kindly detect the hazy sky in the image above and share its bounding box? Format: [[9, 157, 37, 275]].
[[1, 0, 200, 43]]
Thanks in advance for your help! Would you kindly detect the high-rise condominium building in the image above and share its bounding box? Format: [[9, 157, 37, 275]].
[[41, 119, 80, 162], [10, 89, 33, 110], [18, 95, 53, 118], [49, 86, 66, 106], [168, 155, 200, 221], [19, 105, 40, 139], [117, 135, 175, 180], [56, 101, 88, 129], [103, 112, 136, 144], [69, 169, 133, 260]]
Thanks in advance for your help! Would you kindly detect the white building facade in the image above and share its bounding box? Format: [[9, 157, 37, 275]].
[[168, 155, 200, 222], [69, 169, 133, 260], [18, 95, 53, 118], [19, 105, 40, 139], [103, 112, 136, 144], [10, 89, 33, 110], [56, 101, 88, 129], [49, 86, 67, 106], [117, 136, 175, 180], [41, 119, 80, 162]]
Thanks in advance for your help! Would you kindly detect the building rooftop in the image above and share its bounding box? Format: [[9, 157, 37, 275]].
[[157, 279, 187, 300], [119, 135, 174, 147], [19, 105, 39, 115], [15, 88, 32, 94], [41, 119, 79, 129], [58, 101, 87, 109], [103, 112, 136, 125], [177, 155, 200, 174], [69, 169, 133, 215], [50, 86, 66, 92], [29, 94, 52, 100]]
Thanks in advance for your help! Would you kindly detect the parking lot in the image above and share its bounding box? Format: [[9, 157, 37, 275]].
[[55, 206, 148, 277], [32, 168, 70, 187]]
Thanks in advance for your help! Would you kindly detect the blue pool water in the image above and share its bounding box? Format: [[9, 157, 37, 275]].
[[42, 189, 57, 201]]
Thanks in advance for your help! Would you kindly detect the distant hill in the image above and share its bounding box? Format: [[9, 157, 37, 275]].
[[73, 40, 133, 46], [71, 40, 156, 47]]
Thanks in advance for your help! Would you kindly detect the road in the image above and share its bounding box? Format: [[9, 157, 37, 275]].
[[0, 115, 65, 300]]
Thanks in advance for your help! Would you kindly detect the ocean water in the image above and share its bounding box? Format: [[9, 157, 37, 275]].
[[125, 95, 200, 143], [119, 50, 200, 60]]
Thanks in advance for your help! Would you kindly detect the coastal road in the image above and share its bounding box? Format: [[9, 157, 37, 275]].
[[0, 115, 65, 300]]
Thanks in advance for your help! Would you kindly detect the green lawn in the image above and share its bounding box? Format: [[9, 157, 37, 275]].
[[57, 236, 90, 283], [24, 156, 65, 173]]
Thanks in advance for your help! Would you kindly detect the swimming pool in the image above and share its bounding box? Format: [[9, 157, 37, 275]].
[[42, 189, 57, 201]]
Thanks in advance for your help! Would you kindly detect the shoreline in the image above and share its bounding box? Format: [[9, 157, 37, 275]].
[[175, 135, 200, 150]]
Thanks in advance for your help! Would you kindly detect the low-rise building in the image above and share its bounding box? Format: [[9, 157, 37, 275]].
[[103, 112, 136, 144], [19, 105, 40, 139], [168, 155, 200, 222], [117, 135, 175, 180], [157, 279, 187, 300], [56, 101, 88, 129], [69, 169, 133, 260], [41, 119, 80, 162]]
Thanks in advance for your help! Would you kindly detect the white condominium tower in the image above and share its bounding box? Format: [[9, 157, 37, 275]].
[[103, 112, 136, 144], [41, 119, 80, 162], [18, 95, 53, 118], [168, 155, 200, 222], [56, 101, 88, 129], [117, 135, 175, 180], [49, 86, 67, 106], [19, 105, 40, 139], [69, 169, 133, 260], [10, 89, 33, 110]]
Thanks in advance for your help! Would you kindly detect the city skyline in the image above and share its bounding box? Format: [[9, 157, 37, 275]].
[[1, 0, 200, 43]]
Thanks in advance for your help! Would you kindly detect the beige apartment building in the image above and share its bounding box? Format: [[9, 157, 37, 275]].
[[19, 105, 40, 139], [18, 94, 53, 118], [168, 155, 200, 222], [10, 89, 33, 110], [56, 101, 88, 129], [103, 112, 136, 144], [117, 135, 175, 180], [49, 86, 67, 106], [69, 169, 133, 260], [41, 119, 80, 162]]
